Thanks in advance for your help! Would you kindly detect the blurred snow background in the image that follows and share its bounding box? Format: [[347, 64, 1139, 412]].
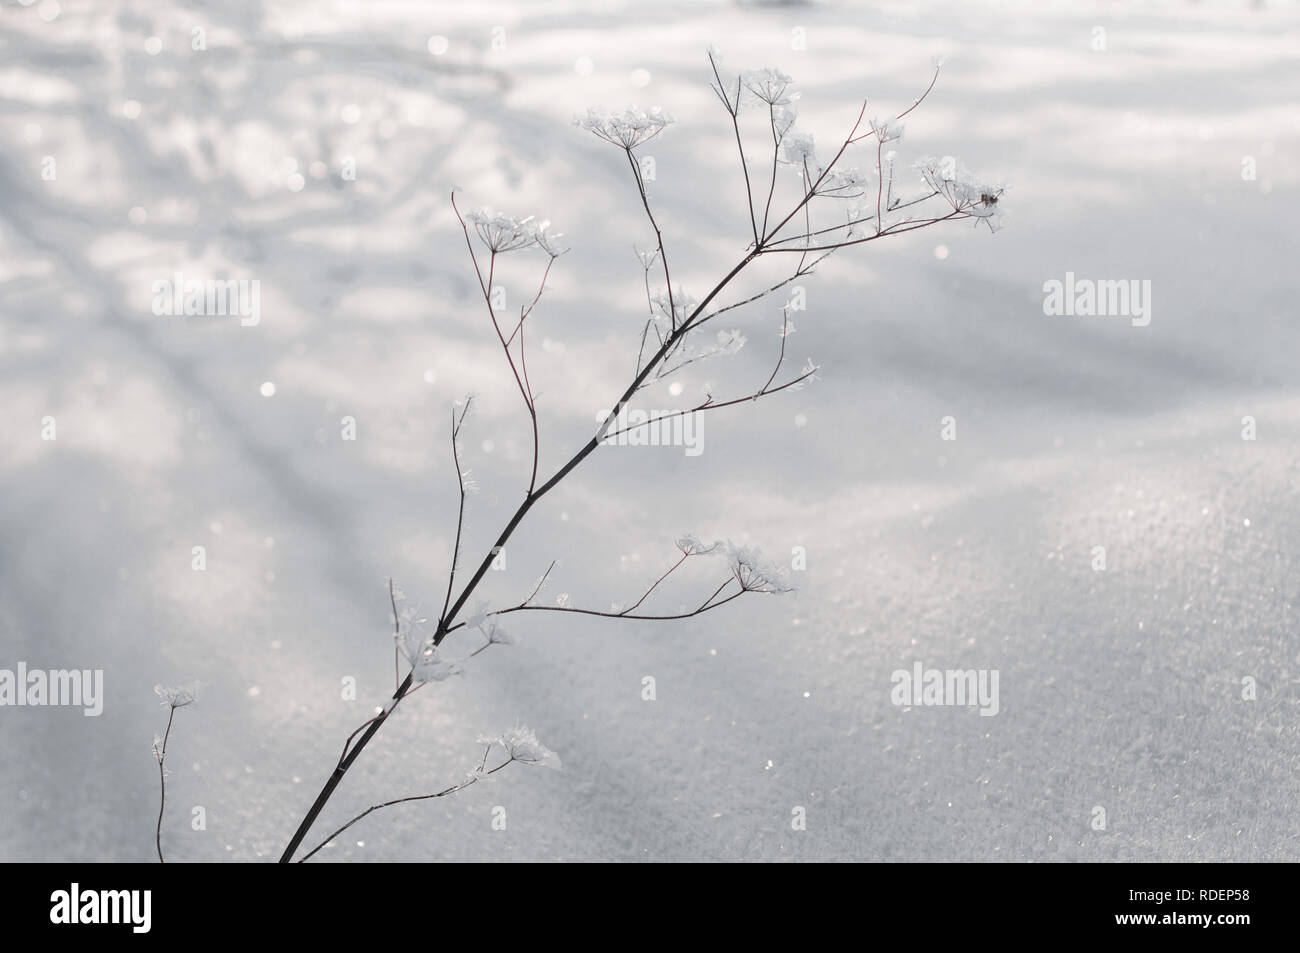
[[1, 0, 1297, 861]]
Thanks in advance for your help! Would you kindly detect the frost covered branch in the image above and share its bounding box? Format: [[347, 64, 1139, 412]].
[[275, 51, 1003, 863], [152, 683, 196, 863], [476, 537, 790, 626], [295, 728, 560, 863], [440, 399, 474, 628], [450, 198, 565, 496]]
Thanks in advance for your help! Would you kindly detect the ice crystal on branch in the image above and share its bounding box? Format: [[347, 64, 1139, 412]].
[[650, 289, 698, 329], [477, 615, 515, 647], [390, 587, 464, 684], [819, 166, 869, 197], [411, 643, 464, 683], [772, 105, 799, 140], [713, 328, 747, 355], [672, 536, 792, 593], [676, 534, 723, 556], [870, 117, 906, 143], [533, 221, 569, 257], [726, 543, 790, 593], [782, 131, 818, 167], [743, 67, 797, 106], [914, 156, 1007, 230]]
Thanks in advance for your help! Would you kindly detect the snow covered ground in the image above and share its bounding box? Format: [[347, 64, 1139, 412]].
[[1, 0, 1297, 861]]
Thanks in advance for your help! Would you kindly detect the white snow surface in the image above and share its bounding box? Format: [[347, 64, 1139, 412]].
[[0, 0, 1297, 861]]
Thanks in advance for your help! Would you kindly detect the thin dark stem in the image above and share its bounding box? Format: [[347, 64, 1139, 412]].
[[296, 751, 515, 863], [521, 561, 556, 606], [154, 706, 176, 864], [518, 306, 540, 494], [762, 100, 868, 244], [798, 161, 812, 271], [761, 102, 781, 239], [876, 139, 886, 233], [698, 268, 809, 325], [762, 310, 793, 394], [894, 65, 941, 121], [625, 149, 676, 329], [390, 578, 400, 690], [602, 362, 815, 442], [451, 198, 539, 484], [506, 255, 558, 494], [620, 553, 690, 616], [280, 671, 414, 862], [440, 400, 472, 628], [764, 190, 940, 247], [338, 712, 381, 769], [505, 255, 557, 348], [760, 210, 971, 252], [699, 577, 739, 611], [494, 586, 750, 622], [708, 50, 758, 247]]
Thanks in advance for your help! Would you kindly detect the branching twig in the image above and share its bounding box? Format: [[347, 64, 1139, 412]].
[[440, 400, 473, 629], [296, 746, 516, 863], [708, 49, 759, 247], [153, 685, 196, 864], [275, 53, 1001, 864]]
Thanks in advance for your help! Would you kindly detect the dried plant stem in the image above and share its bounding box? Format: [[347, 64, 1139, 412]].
[[296, 748, 514, 863], [278, 58, 989, 863], [277, 250, 756, 863], [154, 705, 176, 864]]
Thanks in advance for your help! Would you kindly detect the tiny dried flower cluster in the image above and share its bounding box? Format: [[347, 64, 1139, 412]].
[[743, 67, 797, 106], [479, 724, 562, 770], [725, 543, 790, 593], [464, 209, 567, 256], [673, 536, 791, 593], [782, 130, 818, 167], [870, 117, 906, 143], [818, 166, 870, 197], [676, 534, 723, 556], [650, 289, 699, 328], [155, 683, 198, 709], [657, 327, 748, 377], [574, 106, 673, 149], [914, 156, 1007, 230]]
